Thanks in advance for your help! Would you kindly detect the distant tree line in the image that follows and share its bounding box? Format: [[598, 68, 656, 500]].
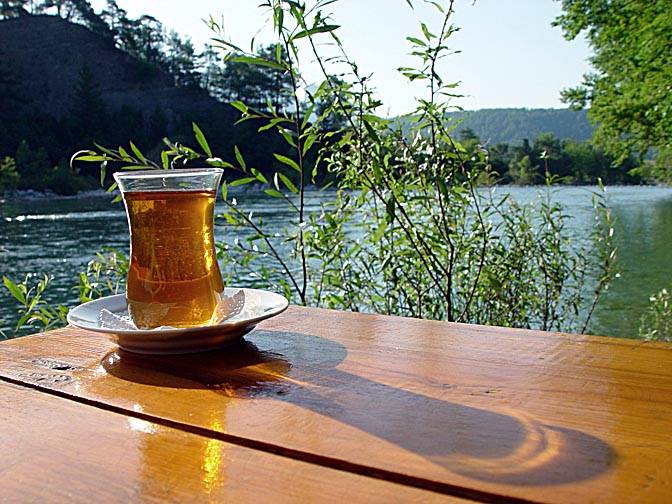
[[458, 129, 642, 185]]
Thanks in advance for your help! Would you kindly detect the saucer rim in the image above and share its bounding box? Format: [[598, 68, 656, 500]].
[[66, 288, 289, 337]]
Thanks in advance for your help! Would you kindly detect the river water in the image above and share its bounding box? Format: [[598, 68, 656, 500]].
[[1, 186, 671, 339]]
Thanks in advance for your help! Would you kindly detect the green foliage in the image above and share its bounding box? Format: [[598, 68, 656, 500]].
[[1, 274, 69, 339], [0, 248, 128, 338], [631, 149, 672, 184], [164, 30, 200, 88], [555, 0, 672, 177], [206, 43, 295, 111], [492, 132, 640, 185], [13, 141, 97, 194], [15, 140, 51, 190], [44, 162, 93, 195], [0, 0, 30, 18], [639, 288, 672, 342], [68, 64, 108, 145], [75, 247, 128, 303], [0, 156, 20, 191], [508, 155, 538, 185]]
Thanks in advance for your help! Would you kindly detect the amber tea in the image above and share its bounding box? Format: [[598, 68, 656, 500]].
[[114, 169, 224, 329]]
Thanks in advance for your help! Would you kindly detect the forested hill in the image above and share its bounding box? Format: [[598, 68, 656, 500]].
[[445, 108, 593, 145], [0, 14, 247, 192], [0, 15, 228, 131]]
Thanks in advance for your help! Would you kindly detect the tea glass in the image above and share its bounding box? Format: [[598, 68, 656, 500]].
[[113, 168, 224, 329]]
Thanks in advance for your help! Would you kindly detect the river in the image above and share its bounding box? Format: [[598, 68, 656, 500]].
[[1, 186, 671, 339]]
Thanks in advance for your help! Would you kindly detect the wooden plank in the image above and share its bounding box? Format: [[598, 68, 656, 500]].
[[1, 305, 672, 503], [0, 381, 469, 503]]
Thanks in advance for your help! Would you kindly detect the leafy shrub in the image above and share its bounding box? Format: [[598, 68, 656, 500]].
[[639, 288, 672, 342], [0, 156, 20, 192], [44, 163, 97, 195], [1, 274, 69, 339]]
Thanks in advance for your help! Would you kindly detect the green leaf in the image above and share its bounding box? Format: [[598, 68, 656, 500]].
[[427, 1, 445, 13], [129, 141, 147, 165], [234, 146, 246, 170], [229, 177, 257, 187], [206, 159, 234, 169], [421, 22, 435, 40], [193, 123, 212, 158], [399, 71, 426, 81], [210, 38, 244, 54], [363, 120, 381, 143], [16, 313, 32, 329], [258, 117, 290, 132], [302, 134, 317, 156], [232, 55, 286, 71], [222, 212, 240, 225], [301, 103, 315, 129], [251, 168, 269, 184], [274, 153, 300, 172], [3, 276, 25, 303], [93, 143, 117, 156], [264, 189, 284, 198], [277, 173, 298, 194], [279, 128, 297, 148], [26, 294, 40, 313], [160, 150, 169, 170], [291, 24, 340, 41], [273, 5, 284, 32], [406, 36, 427, 46], [117, 146, 132, 161], [230, 101, 248, 114]]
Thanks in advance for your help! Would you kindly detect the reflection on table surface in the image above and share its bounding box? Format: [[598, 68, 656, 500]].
[[1, 305, 671, 503]]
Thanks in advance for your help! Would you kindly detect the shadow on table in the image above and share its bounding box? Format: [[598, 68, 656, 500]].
[[102, 330, 615, 487]]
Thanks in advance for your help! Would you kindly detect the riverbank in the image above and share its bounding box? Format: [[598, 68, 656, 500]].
[[0, 182, 273, 202], [2, 182, 663, 203]]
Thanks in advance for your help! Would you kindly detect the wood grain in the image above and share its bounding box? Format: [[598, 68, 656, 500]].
[[0, 381, 469, 503], [1, 305, 672, 503]]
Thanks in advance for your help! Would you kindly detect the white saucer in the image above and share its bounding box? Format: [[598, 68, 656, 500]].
[[67, 288, 289, 355]]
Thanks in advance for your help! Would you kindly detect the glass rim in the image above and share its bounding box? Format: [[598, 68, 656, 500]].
[[113, 167, 223, 180]]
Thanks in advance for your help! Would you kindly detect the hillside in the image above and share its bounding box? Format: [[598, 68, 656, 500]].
[[446, 108, 594, 145], [0, 12, 245, 190], [0, 15, 224, 125]]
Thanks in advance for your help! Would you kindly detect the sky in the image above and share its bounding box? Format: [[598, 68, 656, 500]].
[[88, 0, 593, 115]]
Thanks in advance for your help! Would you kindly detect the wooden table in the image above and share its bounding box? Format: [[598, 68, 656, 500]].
[[1, 305, 671, 503]]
